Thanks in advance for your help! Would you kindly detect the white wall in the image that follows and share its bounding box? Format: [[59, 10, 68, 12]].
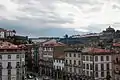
[[0, 53, 25, 80], [54, 59, 64, 70]]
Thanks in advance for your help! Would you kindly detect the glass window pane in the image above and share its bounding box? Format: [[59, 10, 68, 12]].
[[101, 56, 104, 61], [106, 56, 109, 61], [95, 56, 98, 61]]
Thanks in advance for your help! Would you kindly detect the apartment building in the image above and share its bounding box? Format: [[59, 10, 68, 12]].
[[82, 47, 113, 80], [53, 45, 65, 79], [39, 39, 65, 77], [112, 43, 120, 80], [0, 28, 15, 39], [64, 48, 83, 80], [0, 41, 25, 80]]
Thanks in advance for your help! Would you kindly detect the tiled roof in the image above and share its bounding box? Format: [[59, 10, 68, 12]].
[[82, 47, 112, 54], [0, 41, 25, 49], [54, 53, 65, 59], [113, 43, 120, 47], [43, 39, 65, 47], [0, 29, 15, 32]]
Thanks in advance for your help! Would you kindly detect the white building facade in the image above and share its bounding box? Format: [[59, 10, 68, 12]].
[[0, 42, 25, 80], [0, 28, 15, 39], [64, 48, 83, 80], [82, 48, 113, 80], [53, 59, 64, 70]]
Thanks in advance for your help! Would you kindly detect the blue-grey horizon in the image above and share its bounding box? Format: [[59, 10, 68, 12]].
[[0, 0, 120, 37]]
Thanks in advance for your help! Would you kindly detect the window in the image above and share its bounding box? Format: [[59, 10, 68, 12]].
[[0, 63, 2, 69], [66, 60, 68, 64], [116, 58, 119, 62], [8, 69, 11, 80], [74, 60, 76, 65], [95, 56, 98, 61], [101, 72, 104, 77], [7, 62, 12, 69], [69, 60, 72, 64], [16, 54, 19, 59], [86, 56, 89, 61], [86, 71, 89, 76], [74, 68, 76, 73], [83, 63, 85, 69], [90, 64, 93, 70], [70, 67, 72, 72], [57, 66, 59, 69], [8, 55, 11, 59], [69, 53, 71, 57], [8, 69, 11, 75], [95, 72, 98, 77], [0, 55, 2, 59], [90, 71, 93, 76], [16, 68, 19, 76], [83, 56, 85, 61], [16, 62, 20, 68], [59, 60, 61, 63], [106, 56, 109, 61], [101, 56, 104, 61], [106, 63, 109, 70], [101, 64, 104, 70], [90, 56, 93, 61], [74, 53, 76, 57], [78, 61, 81, 65], [78, 54, 80, 58], [86, 64, 89, 69], [95, 64, 98, 71]]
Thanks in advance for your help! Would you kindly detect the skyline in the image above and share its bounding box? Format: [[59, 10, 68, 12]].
[[0, 0, 120, 37]]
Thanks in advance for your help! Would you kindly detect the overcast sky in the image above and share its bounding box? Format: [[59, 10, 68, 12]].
[[0, 0, 120, 37]]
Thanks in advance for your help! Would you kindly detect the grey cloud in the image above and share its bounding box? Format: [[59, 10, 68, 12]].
[[10, 0, 74, 25], [61, 0, 103, 7], [0, 5, 6, 10], [112, 4, 120, 10]]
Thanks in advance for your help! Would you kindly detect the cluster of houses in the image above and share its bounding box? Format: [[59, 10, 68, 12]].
[[0, 28, 27, 80], [29, 26, 120, 80], [0, 26, 120, 80]]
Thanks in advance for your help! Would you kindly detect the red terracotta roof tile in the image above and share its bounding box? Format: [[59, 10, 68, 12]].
[[82, 47, 112, 54], [113, 43, 120, 47]]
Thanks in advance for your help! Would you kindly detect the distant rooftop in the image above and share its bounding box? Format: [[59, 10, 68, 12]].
[[82, 47, 113, 54]]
